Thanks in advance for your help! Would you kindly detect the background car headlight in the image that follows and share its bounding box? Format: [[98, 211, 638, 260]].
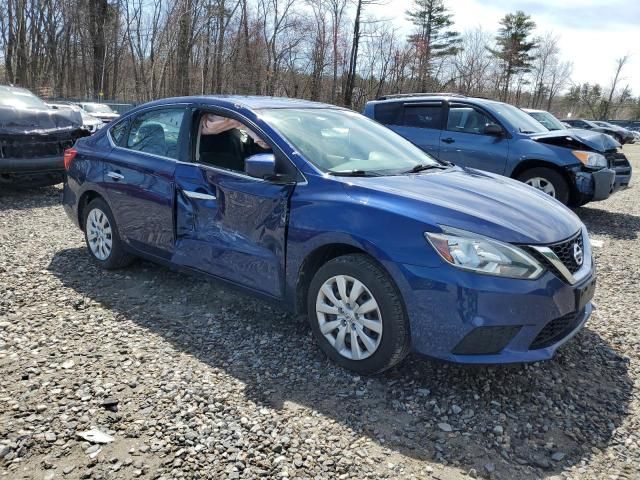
[[572, 150, 607, 168], [425, 228, 543, 279]]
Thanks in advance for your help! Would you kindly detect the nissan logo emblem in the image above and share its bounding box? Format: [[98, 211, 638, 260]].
[[573, 243, 584, 266]]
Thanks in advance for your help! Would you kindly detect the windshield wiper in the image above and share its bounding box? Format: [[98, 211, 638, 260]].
[[403, 163, 449, 174], [328, 169, 384, 177]]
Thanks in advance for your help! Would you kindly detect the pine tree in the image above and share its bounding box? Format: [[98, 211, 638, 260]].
[[488, 11, 537, 101], [406, 0, 460, 92]]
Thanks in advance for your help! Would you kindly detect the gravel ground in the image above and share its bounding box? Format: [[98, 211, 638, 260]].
[[1, 145, 639, 480]]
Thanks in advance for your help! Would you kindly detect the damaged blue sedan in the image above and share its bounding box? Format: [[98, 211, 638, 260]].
[[62, 96, 596, 374]]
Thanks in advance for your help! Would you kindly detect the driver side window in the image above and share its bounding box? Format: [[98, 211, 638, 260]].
[[447, 105, 493, 135], [196, 113, 271, 173]]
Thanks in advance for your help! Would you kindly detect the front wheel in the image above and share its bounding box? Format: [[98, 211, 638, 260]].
[[307, 254, 410, 374], [517, 167, 570, 205]]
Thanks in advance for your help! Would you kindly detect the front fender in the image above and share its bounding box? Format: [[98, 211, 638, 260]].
[[283, 177, 444, 309], [506, 138, 582, 176]]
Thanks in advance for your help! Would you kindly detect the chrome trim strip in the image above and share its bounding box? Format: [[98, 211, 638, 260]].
[[531, 246, 577, 284], [531, 226, 593, 285], [183, 190, 217, 200]]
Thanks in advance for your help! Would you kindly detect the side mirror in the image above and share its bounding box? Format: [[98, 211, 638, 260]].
[[484, 123, 504, 136], [245, 153, 276, 179]]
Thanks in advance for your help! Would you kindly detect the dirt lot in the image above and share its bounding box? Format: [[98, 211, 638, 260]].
[[1, 145, 639, 480]]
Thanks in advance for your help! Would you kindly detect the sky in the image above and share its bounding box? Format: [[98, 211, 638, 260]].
[[371, 0, 640, 94]]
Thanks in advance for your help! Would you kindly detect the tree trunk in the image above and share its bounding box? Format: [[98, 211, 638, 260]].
[[343, 0, 362, 108]]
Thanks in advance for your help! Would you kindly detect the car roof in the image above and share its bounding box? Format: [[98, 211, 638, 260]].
[[522, 108, 546, 113], [135, 95, 343, 112], [367, 94, 505, 107]]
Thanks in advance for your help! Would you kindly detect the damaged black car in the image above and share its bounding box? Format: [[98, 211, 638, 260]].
[[0, 86, 89, 189]]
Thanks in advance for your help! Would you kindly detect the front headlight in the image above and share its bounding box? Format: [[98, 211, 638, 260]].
[[425, 227, 544, 279], [572, 150, 607, 168]]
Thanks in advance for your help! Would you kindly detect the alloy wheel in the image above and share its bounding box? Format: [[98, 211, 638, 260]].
[[525, 176, 556, 197], [315, 275, 383, 360], [86, 208, 113, 261]]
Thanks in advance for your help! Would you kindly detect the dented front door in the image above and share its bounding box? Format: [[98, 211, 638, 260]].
[[172, 162, 293, 298]]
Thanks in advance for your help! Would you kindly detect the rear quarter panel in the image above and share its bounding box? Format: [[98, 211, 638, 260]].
[[62, 133, 113, 228]]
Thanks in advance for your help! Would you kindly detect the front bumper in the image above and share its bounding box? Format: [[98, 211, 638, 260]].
[[607, 150, 632, 191], [0, 155, 64, 174], [391, 262, 594, 364], [572, 160, 632, 204]]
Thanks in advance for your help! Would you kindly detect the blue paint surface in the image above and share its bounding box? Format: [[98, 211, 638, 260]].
[[363, 95, 632, 204], [63, 95, 596, 364]]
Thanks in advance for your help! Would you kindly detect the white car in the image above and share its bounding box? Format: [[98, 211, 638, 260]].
[[78, 102, 120, 123], [47, 103, 104, 133]]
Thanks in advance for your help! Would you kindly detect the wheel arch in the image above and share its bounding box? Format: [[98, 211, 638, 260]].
[[77, 190, 105, 230], [510, 159, 577, 201], [295, 243, 405, 318]]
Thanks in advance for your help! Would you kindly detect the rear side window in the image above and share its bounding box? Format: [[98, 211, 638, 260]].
[[374, 103, 403, 125], [126, 108, 186, 159], [109, 120, 129, 147], [446, 105, 493, 135], [403, 104, 443, 129]]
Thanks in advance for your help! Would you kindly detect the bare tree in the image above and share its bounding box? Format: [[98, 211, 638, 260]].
[[602, 55, 629, 119]]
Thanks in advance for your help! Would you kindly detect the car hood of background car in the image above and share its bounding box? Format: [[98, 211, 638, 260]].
[[531, 128, 620, 152], [0, 106, 84, 135], [340, 167, 582, 245]]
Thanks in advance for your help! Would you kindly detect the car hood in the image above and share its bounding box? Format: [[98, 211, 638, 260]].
[[0, 106, 84, 135], [531, 128, 620, 152], [340, 167, 582, 245]]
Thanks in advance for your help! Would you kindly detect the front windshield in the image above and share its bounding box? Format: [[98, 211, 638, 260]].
[[259, 108, 440, 174], [528, 111, 565, 131], [84, 103, 115, 114], [492, 103, 548, 134], [0, 87, 49, 110]]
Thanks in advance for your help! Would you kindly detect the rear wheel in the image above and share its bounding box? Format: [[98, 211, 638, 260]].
[[307, 254, 410, 374], [83, 198, 135, 269], [518, 167, 570, 205]]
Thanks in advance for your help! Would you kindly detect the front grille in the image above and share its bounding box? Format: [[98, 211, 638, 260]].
[[522, 231, 584, 283], [0, 136, 75, 159], [530, 312, 581, 349], [548, 231, 583, 275], [605, 150, 632, 175]]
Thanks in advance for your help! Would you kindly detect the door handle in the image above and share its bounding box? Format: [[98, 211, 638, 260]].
[[183, 190, 216, 200], [107, 171, 124, 181], [442, 137, 455, 144]]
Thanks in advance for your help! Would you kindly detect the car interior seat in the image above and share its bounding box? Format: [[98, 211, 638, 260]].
[[199, 129, 246, 172], [133, 123, 167, 156]]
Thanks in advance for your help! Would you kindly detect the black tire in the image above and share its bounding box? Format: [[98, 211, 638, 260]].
[[83, 198, 135, 270], [517, 167, 570, 205], [307, 254, 410, 375]]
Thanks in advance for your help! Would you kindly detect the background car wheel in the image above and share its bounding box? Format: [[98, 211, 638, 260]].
[[83, 198, 135, 270], [518, 167, 570, 205], [307, 254, 410, 375]]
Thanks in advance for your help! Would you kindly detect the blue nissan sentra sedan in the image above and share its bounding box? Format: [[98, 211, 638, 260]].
[[62, 96, 596, 374]]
